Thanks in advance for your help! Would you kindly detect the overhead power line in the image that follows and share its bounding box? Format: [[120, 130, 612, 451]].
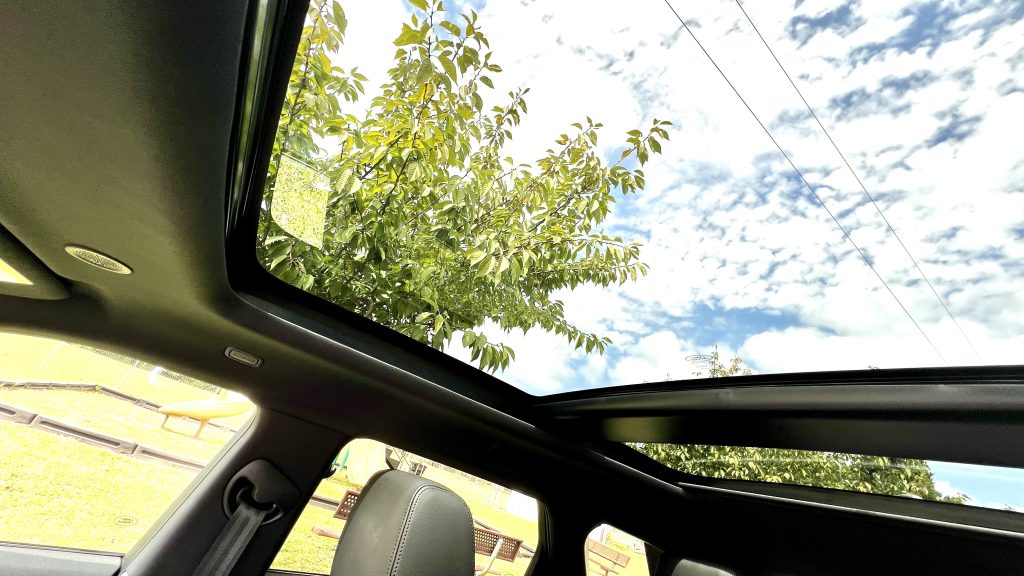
[[731, 0, 981, 362], [660, 0, 948, 365]]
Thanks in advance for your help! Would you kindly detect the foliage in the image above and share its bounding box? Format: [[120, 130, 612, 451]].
[[633, 353, 966, 503], [257, 0, 668, 372], [636, 443, 959, 501]]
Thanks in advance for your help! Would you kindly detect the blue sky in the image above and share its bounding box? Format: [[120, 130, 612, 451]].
[[333, 0, 1024, 393], [931, 461, 1024, 511]]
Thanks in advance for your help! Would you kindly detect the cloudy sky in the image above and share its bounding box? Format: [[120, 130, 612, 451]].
[[331, 0, 1024, 395]]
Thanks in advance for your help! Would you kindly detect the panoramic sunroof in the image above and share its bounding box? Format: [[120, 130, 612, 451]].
[[257, 0, 1024, 394]]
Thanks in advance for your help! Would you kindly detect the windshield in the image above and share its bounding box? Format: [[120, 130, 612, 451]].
[[257, 0, 1024, 394]]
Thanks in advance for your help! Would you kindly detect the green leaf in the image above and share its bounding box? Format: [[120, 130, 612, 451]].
[[439, 20, 461, 36], [333, 167, 355, 196], [415, 59, 434, 85], [408, 0, 428, 11], [509, 257, 522, 278], [439, 55, 458, 80], [475, 255, 495, 277], [467, 248, 486, 264], [395, 24, 422, 46], [332, 2, 347, 34], [269, 252, 289, 271]]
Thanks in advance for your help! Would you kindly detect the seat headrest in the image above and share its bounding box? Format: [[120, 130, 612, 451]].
[[330, 470, 474, 576]]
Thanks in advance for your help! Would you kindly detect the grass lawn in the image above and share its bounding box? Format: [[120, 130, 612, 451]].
[[0, 420, 195, 552], [0, 331, 243, 550], [272, 503, 345, 573]]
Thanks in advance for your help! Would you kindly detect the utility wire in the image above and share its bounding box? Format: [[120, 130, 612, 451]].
[[660, 0, 948, 365], [732, 0, 980, 362]]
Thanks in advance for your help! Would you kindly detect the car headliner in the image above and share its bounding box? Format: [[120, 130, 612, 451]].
[[2, 2, 1024, 575]]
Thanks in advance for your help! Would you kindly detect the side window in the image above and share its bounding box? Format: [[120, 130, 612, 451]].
[[0, 256, 31, 284], [273, 438, 539, 576], [0, 332, 251, 552], [586, 525, 650, 576]]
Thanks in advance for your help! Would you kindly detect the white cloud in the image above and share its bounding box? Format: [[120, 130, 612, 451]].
[[607, 330, 702, 384], [933, 480, 963, 499]]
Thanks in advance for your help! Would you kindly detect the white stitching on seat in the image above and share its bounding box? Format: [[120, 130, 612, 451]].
[[388, 484, 434, 576]]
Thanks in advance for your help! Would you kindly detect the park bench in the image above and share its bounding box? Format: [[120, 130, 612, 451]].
[[157, 399, 251, 438], [586, 538, 630, 576], [314, 489, 524, 575]]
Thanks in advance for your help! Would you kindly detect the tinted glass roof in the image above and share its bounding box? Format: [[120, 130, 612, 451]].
[[632, 444, 1024, 513], [258, 0, 1024, 394]]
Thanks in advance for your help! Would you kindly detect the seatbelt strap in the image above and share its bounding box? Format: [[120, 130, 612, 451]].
[[191, 499, 268, 576]]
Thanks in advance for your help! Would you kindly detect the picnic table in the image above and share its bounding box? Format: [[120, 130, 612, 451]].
[[586, 538, 630, 576], [314, 489, 525, 576], [472, 525, 523, 575]]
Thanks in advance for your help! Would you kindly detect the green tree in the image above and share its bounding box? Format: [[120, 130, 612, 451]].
[[634, 352, 965, 503], [258, 0, 669, 372]]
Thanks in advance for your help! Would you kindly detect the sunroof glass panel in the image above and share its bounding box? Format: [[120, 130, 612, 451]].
[[257, 0, 1024, 394], [631, 443, 1024, 514]]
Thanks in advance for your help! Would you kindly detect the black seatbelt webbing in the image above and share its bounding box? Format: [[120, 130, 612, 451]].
[[191, 500, 268, 576]]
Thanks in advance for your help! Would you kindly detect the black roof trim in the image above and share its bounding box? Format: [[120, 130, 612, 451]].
[[538, 365, 1024, 403], [539, 380, 1024, 468]]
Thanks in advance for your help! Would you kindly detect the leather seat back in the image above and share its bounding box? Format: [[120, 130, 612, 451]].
[[330, 470, 474, 576]]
